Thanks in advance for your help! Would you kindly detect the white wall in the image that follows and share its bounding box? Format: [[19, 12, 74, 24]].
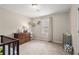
[[70, 5, 78, 54], [53, 12, 70, 43], [0, 7, 31, 37], [32, 12, 70, 43]]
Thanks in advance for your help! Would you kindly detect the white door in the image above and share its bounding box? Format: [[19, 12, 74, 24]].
[[32, 17, 53, 41], [78, 9, 79, 53], [40, 17, 53, 41], [41, 18, 49, 41]]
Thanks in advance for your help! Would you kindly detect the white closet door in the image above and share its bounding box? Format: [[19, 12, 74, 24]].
[[41, 17, 51, 41], [32, 19, 41, 40], [32, 17, 53, 41], [78, 10, 79, 53]]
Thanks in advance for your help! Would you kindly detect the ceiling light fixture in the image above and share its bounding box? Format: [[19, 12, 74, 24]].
[[32, 4, 39, 11], [32, 4, 37, 7]]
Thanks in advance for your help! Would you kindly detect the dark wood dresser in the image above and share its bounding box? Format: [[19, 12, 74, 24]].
[[14, 32, 31, 44]]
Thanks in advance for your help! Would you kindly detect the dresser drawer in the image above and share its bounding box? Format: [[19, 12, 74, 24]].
[[14, 33, 31, 44]]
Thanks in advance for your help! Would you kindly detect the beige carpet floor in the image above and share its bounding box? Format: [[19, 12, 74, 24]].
[[19, 40, 67, 55]]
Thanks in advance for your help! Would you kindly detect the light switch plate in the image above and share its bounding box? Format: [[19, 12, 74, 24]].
[[78, 30, 79, 33], [78, 8, 79, 11]]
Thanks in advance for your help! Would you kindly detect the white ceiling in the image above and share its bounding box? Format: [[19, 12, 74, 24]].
[[0, 4, 71, 18]]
